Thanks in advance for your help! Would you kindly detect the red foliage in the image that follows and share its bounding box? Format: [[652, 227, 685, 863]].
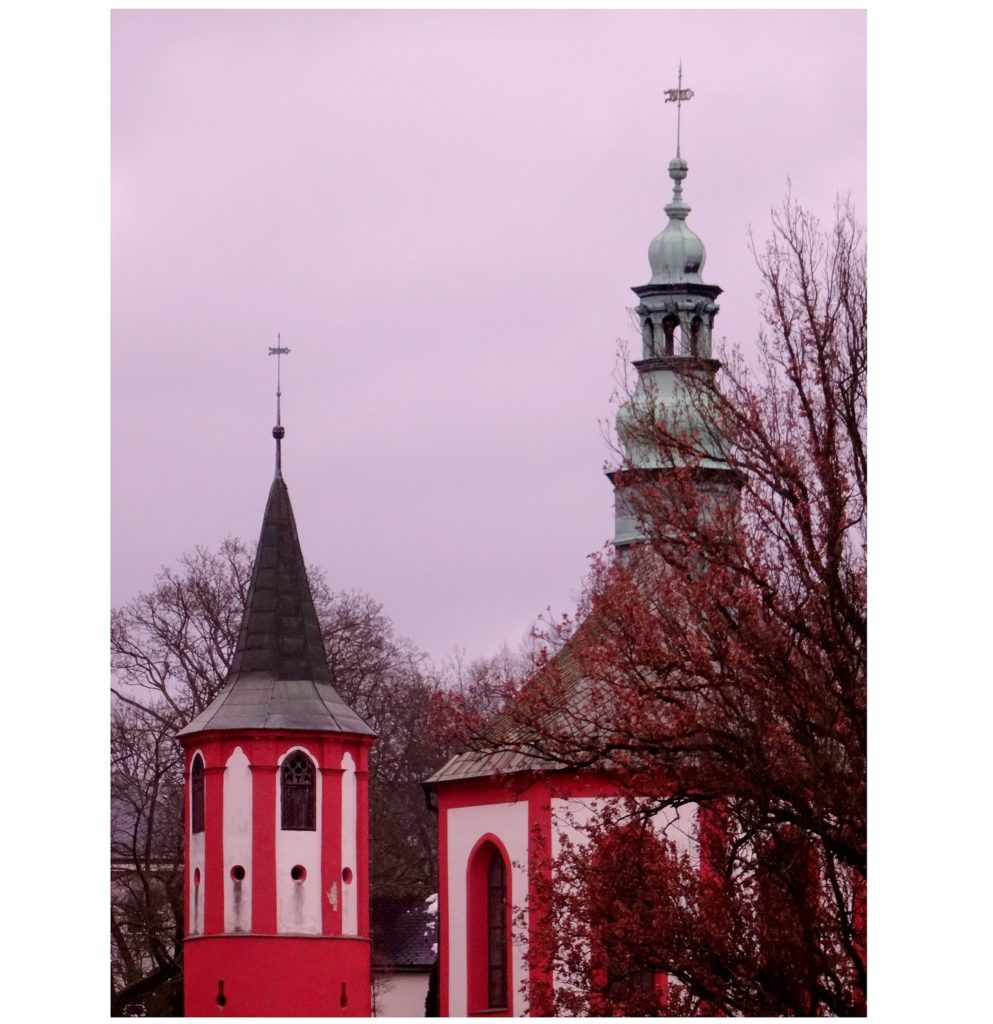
[[481, 198, 867, 1016]]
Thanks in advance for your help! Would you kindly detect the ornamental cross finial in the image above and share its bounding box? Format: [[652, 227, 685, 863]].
[[268, 335, 291, 477], [664, 61, 694, 158]]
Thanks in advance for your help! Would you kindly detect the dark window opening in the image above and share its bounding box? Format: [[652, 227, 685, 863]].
[[607, 963, 659, 1008], [281, 750, 316, 831], [690, 316, 702, 357], [487, 850, 508, 1009], [191, 755, 205, 834], [662, 316, 678, 356]]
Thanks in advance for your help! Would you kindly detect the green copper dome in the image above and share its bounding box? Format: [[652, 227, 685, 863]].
[[647, 157, 706, 285]]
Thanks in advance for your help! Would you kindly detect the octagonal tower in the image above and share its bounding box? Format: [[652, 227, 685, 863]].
[[177, 414, 375, 1016]]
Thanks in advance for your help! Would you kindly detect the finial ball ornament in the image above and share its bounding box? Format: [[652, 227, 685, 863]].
[[668, 157, 689, 181], [273, 425, 286, 440]]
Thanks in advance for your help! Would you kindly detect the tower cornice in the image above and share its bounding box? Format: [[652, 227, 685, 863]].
[[632, 281, 722, 301]]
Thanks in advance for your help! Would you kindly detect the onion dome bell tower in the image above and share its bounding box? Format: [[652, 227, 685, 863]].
[[611, 106, 737, 554], [177, 376, 375, 1017]]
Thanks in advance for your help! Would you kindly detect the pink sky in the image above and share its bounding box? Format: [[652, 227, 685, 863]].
[[111, 9, 866, 663]]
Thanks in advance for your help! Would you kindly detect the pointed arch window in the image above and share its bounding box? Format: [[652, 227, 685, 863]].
[[487, 851, 508, 1009], [191, 755, 204, 834], [281, 750, 316, 831], [468, 838, 510, 1013]]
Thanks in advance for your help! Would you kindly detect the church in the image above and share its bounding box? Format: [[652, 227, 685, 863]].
[[175, 109, 731, 1016], [423, 137, 732, 1016]]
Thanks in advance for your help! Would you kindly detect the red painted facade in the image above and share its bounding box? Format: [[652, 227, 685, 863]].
[[184, 935, 370, 1016], [180, 729, 373, 1017], [432, 769, 704, 1016]]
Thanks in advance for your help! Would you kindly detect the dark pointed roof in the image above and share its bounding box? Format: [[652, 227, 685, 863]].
[[178, 475, 373, 738]]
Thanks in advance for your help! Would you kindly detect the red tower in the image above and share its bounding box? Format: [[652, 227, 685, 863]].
[[177, 412, 374, 1016]]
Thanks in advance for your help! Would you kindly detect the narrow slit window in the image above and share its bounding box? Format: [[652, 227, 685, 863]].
[[191, 755, 205, 834], [487, 850, 508, 1009], [281, 750, 316, 831]]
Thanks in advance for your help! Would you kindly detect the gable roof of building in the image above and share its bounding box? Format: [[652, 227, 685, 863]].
[[425, 630, 596, 785], [371, 895, 437, 972]]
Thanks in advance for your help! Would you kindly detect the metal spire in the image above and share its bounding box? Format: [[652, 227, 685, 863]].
[[664, 60, 694, 158], [268, 335, 290, 478]]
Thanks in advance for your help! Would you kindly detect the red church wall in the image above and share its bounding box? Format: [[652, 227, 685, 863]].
[[320, 760, 344, 936], [433, 769, 701, 1017], [180, 730, 373, 1016], [184, 934, 371, 1016], [438, 792, 450, 1016], [249, 758, 278, 934], [203, 762, 226, 935]]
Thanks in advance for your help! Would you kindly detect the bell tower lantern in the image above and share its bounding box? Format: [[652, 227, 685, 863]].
[[610, 74, 737, 553]]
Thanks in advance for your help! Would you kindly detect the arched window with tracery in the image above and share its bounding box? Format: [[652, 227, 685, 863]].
[[281, 750, 316, 831], [191, 754, 204, 834], [467, 838, 510, 1013]]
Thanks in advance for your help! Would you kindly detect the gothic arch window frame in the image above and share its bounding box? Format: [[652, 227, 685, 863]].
[[466, 833, 512, 1015], [190, 753, 205, 835], [279, 747, 317, 832]]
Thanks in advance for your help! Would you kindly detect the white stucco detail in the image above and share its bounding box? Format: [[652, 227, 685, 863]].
[[188, 752, 206, 936], [446, 801, 529, 1017], [223, 746, 252, 933], [341, 752, 358, 936], [275, 745, 323, 935], [550, 796, 699, 865]]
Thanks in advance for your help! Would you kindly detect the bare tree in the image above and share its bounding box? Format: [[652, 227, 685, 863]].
[[111, 539, 454, 1013]]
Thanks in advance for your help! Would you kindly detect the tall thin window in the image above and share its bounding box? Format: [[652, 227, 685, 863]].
[[191, 755, 204, 834], [487, 850, 508, 1008], [281, 750, 316, 831]]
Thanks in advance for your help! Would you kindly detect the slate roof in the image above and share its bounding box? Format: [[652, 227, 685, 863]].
[[179, 474, 373, 738], [425, 635, 591, 785], [371, 895, 437, 972]]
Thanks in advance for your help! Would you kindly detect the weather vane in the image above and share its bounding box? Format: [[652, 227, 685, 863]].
[[268, 335, 291, 476], [664, 61, 694, 158]]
